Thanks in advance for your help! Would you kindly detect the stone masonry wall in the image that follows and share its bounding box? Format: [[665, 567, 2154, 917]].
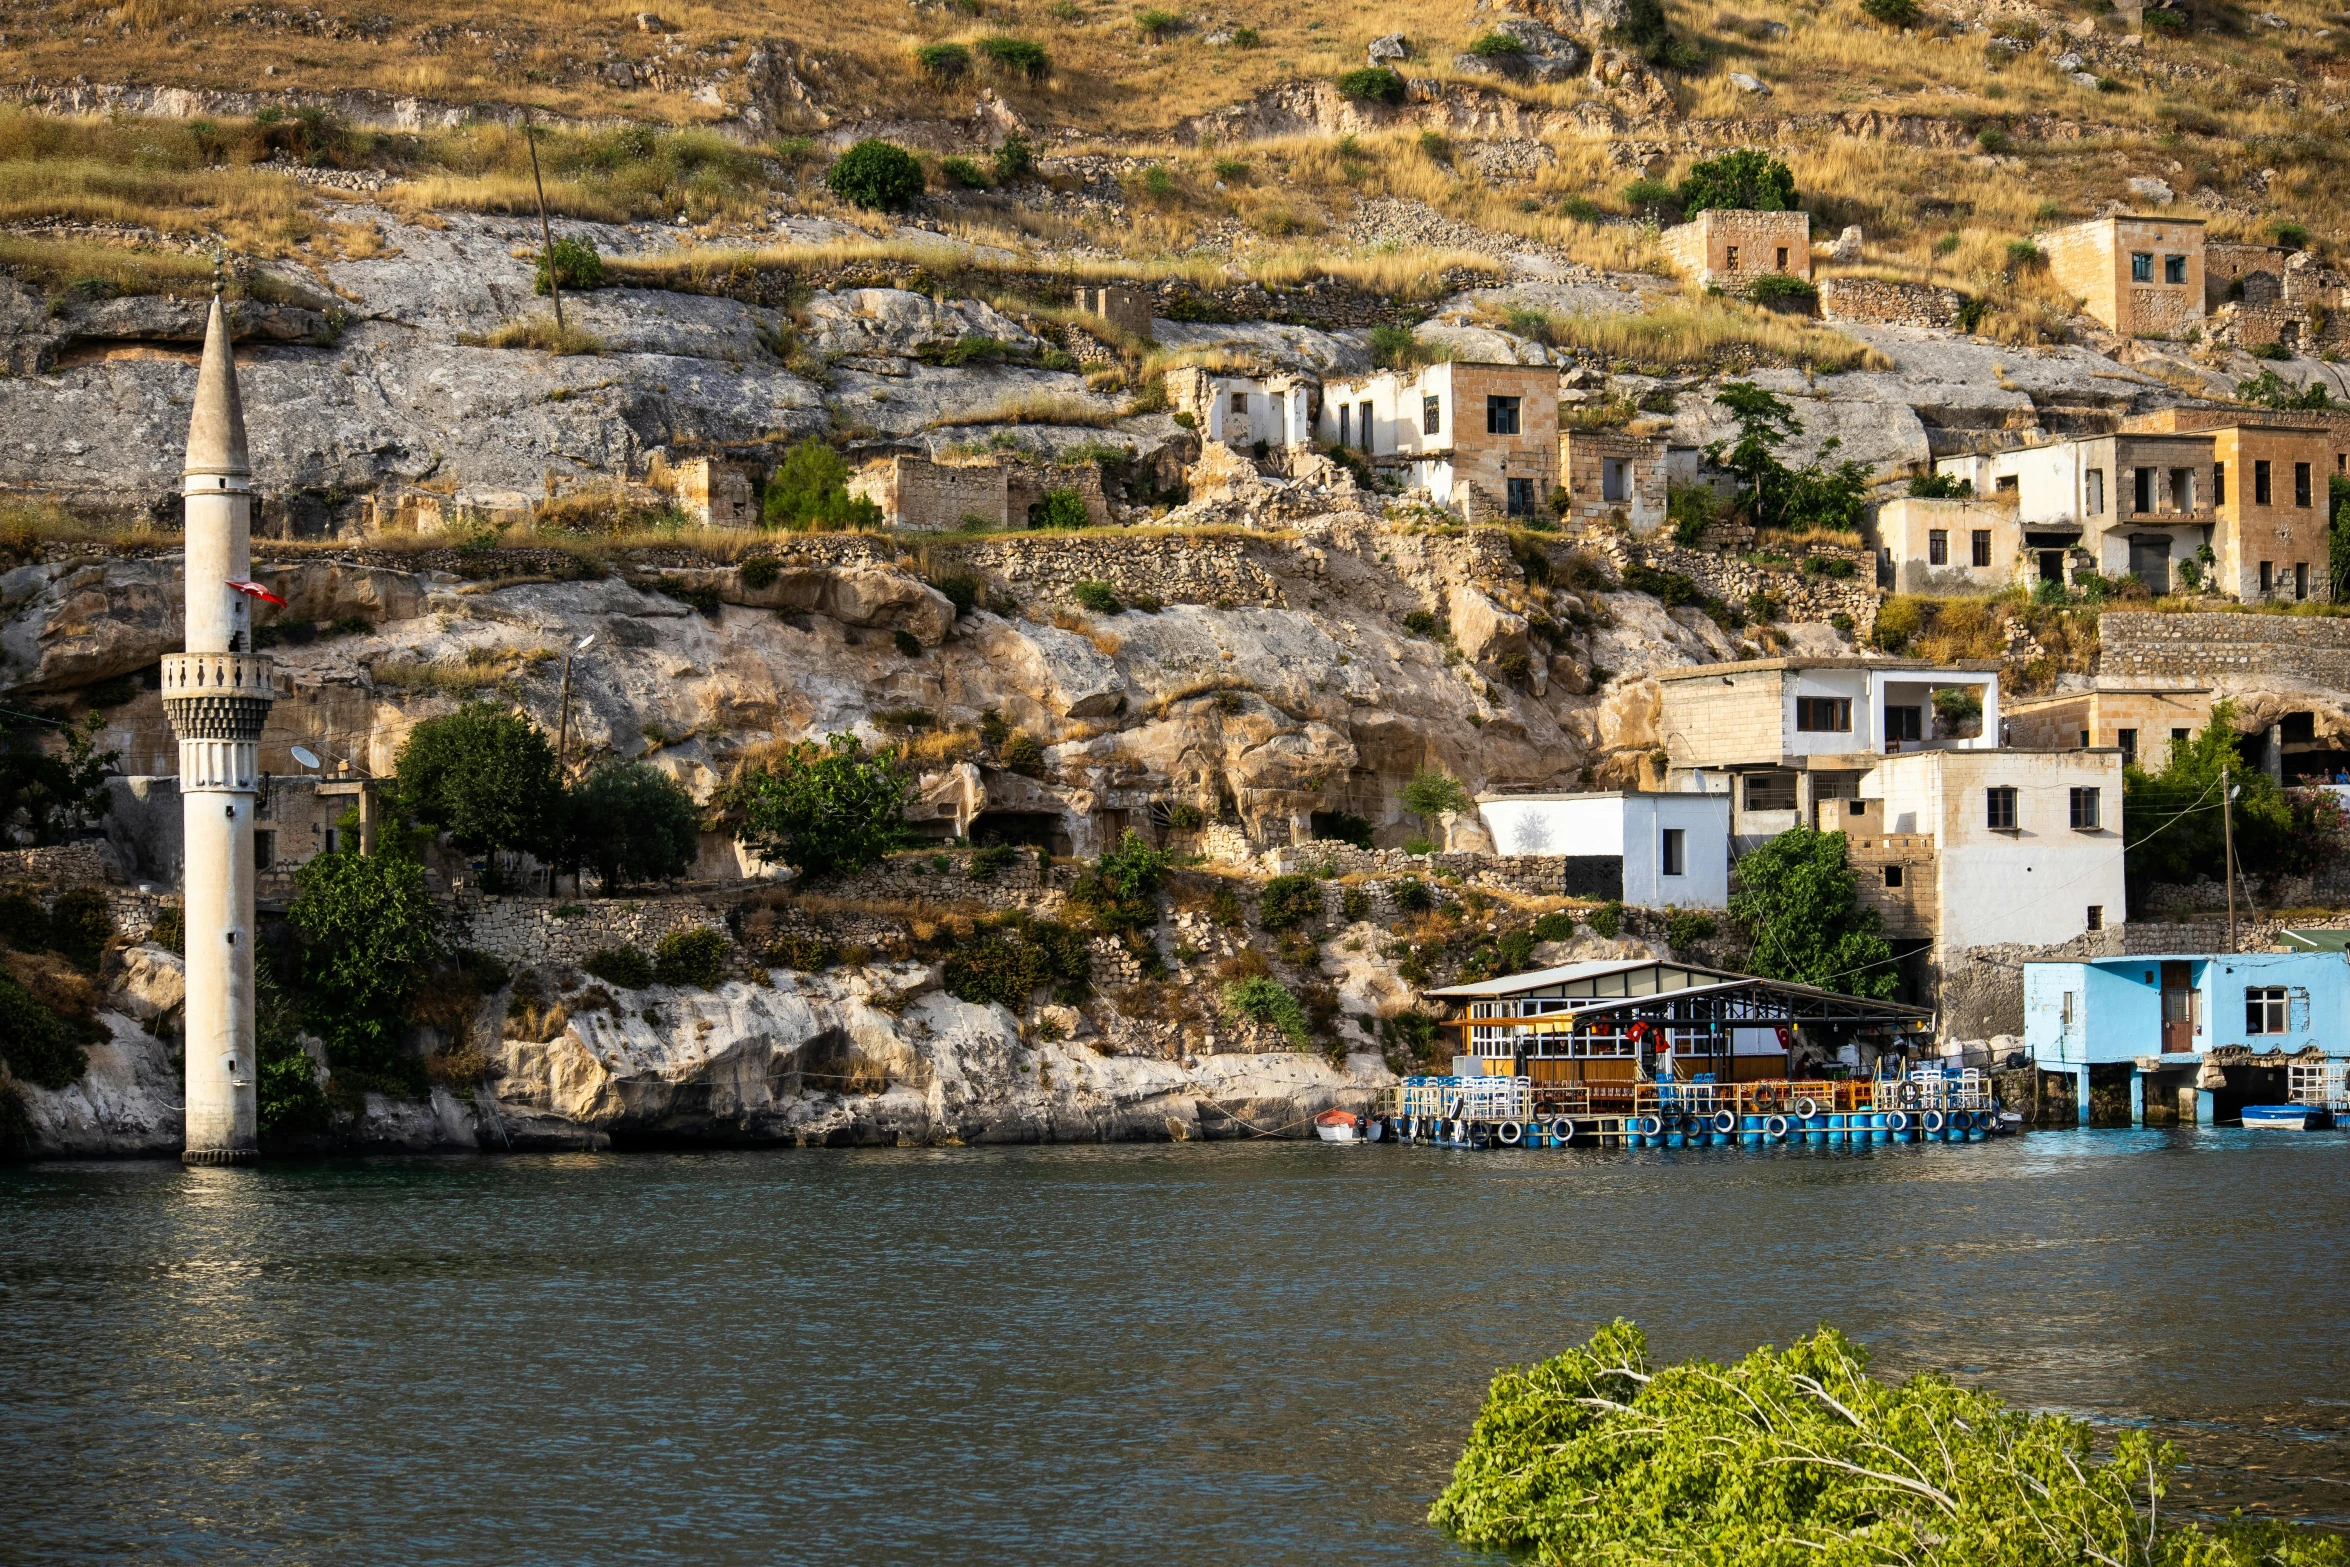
[[1819, 277, 1966, 328], [450, 894, 728, 970], [1588, 537, 1881, 636], [2098, 610, 2350, 683], [950, 533, 1297, 608]]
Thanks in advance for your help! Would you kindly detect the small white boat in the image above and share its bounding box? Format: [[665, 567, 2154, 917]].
[[1315, 1110, 1379, 1143], [2242, 1104, 2332, 1131]]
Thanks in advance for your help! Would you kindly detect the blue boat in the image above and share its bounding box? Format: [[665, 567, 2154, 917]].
[[2241, 1104, 2333, 1131]]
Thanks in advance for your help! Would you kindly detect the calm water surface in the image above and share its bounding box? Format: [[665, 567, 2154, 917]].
[[3, 1129, 2347, 1565]]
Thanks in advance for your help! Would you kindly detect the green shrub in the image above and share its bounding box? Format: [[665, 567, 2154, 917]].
[[1676, 148, 1797, 215], [764, 437, 885, 529], [1313, 811, 1376, 850], [2251, 339, 2293, 360], [1586, 900, 1623, 939], [289, 843, 444, 1095], [1222, 974, 1311, 1046], [1334, 67, 1406, 103], [942, 920, 1091, 1007], [1136, 7, 1182, 39], [993, 131, 1035, 182], [739, 555, 780, 590], [0, 969, 89, 1088], [653, 927, 731, 988], [1070, 580, 1122, 614], [1001, 731, 1047, 776], [1166, 801, 1205, 830], [1231, 25, 1261, 45], [916, 41, 972, 79], [45, 888, 111, 973], [534, 235, 604, 296], [929, 572, 981, 616], [1141, 163, 1175, 199], [586, 946, 655, 989], [1666, 482, 1720, 547], [1032, 488, 1091, 529], [561, 760, 700, 892], [149, 904, 184, 954], [1746, 272, 1818, 310], [1341, 886, 1372, 921], [1622, 176, 1679, 214], [826, 140, 926, 210], [1391, 876, 1433, 912], [1401, 608, 1443, 637], [1906, 472, 1973, 498], [1468, 30, 1524, 53], [2275, 221, 2310, 249], [891, 629, 922, 658], [0, 889, 44, 951], [766, 933, 839, 972], [979, 34, 1051, 79], [940, 155, 991, 189], [1664, 908, 1716, 948], [655, 576, 722, 616], [727, 734, 911, 879], [1531, 911, 1574, 942], [1803, 554, 1856, 579], [1858, 0, 1920, 23], [1976, 125, 2012, 155], [1259, 874, 1323, 931]]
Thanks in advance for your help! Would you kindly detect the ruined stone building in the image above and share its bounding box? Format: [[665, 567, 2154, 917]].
[[1556, 429, 1667, 532], [2040, 214, 2205, 338], [846, 452, 1115, 529], [2002, 683, 2213, 767], [2202, 242, 2345, 356], [1163, 367, 1317, 451], [1660, 207, 1813, 292], [1315, 360, 1560, 519]]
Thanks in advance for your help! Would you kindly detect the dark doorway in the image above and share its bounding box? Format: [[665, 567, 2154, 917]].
[[2128, 535, 2170, 595], [2038, 550, 2064, 583], [966, 810, 1073, 855]]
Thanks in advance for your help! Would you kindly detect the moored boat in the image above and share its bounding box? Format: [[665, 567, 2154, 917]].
[[2241, 1104, 2332, 1131], [1315, 1109, 1375, 1143]]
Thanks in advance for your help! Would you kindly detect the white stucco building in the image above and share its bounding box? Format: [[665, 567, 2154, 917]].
[[1476, 791, 1732, 909]]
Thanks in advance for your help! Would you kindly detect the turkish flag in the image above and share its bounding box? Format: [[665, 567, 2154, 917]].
[[225, 579, 288, 606]]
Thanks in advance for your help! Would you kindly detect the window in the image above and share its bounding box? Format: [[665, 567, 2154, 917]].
[[2086, 905, 2103, 931], [2086, 469, 2105, 515], [1795, 696, 1853, 733], [2131, 252, 2154, 282], [2247, 986, 2288, 1034], [1358, 401, 1373, 450], [254, 830, 275, 869], [1506, 477, 1535, 517], [1726, 244, 1739, 268], [2298, 562, 2310, 601], [1986, 786, 2018, 831], [1602, 458, 1628, 503], [2164, 253, 2188, 285], [2070, 787, 2101, 830], [1231, 391, 1248, 414], [1995, 475, 2018, 493], [2133, 467, 2152, 513], [1886, 705, 1922, 742], [2169, 467, 2195, 513], [2062, 990, 2076, 1026], [2255, 459, 2273, 505], [1745, 772, 1797, 811], [1338, 405, 1350, 446], [1486, 395, 1522, 435], [2117, 727, 2137, 765], [1928, 529, 1949, 565], [2296, 461, 2312, 507], [1423, 394, 1440, 436], [1884, 865, 1905, 888], [2261, 560, 2274, 594], [1661, 827, 1686, 877], [2172, 727, 2191, 742], [1971, 529, 1992, 568], [2213, 461, 2225, 506], [1775, 246, 1790, 269]]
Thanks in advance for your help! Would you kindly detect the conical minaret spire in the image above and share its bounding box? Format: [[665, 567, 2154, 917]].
[[165, 261, 275, 1166]]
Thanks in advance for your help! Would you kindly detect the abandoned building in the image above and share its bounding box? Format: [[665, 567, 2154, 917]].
[[1556, 429, 1668, 532], [2125, 405, 2350, 485], [1660, 207, 1813, 293], [1934, 422, 2336, 600], [846, 452, 1116, 530], [1873, 495, 2025, 595], [2201, 243, 2345, 356], [1163, 367, 1317, 451], [654, 455, 756, 528], [1314, 361, 1561, 518], [1071, 283, 1153, 343], [2002, 682, 2214, 767], [2040, 214, 2205, 338]]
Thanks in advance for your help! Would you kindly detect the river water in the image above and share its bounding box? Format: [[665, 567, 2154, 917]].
[[3, 1129, 2346, 1564]]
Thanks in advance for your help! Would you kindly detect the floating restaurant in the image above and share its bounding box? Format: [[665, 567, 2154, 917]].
[[1370, 959, 1990, 1150]]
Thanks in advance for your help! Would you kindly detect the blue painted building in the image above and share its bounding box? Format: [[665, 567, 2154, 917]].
[[2023, 950, 2350, 1125]]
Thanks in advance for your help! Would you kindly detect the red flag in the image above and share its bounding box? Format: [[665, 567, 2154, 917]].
[[225, 579, 287, 606]]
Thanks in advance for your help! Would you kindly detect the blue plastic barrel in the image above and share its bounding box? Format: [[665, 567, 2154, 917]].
[[1826, 1113, 1847, 1143]]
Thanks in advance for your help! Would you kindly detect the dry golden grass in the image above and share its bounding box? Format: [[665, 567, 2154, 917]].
[[475, 315, 609, 355], [927, 390, 1121, 430], [1494, 298, 1887, 374], [370, 644, 557, 693]]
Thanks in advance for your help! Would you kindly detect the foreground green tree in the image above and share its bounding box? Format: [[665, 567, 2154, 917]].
[[1400, 767, 1473, 847], [1705, 380, 1873, 535], [763, 438, 884, 530], [394, 703, 563, 856], [562, 760, 701, 893], [1676, 148, 1798, 213], [2120, 700, 2345, 896], [287, 840, 445, 1093], [1727, 824, 1897, 999], [1430, 1320, 2338, 1566], [727, 735, 910, 879]]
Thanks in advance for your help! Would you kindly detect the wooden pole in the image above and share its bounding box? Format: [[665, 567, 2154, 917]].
[[524, 111, 563, 333], [555, 649, 575, 775], [2222, 762, 2236, 954]]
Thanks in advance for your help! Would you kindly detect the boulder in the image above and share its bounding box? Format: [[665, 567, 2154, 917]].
[[727, 566, 958, 645], [1832, 225, 1864, 262], [2127, 175, 2175, 204], [1728, 70, 1771, 94], [1366, 31, 1409, 63], [107, 943, 185, 1024]]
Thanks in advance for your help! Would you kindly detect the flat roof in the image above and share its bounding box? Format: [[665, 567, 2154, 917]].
[[2023, 950, 2341, 964], [1655, 656, 2001, 683], [1473, 790, 1722, 803], [1425, 957, 1746, 999], [2004, 685, 2214, 709]]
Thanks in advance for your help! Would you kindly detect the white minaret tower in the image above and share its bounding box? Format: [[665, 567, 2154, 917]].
[[164, 281, 275, 1166]]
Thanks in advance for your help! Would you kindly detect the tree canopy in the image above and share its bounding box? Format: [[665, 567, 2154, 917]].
[[1676, 148, 1798, 214], [1727, 824, 1897, 999], [393, 703, 563, 856], [0, 711, 115, 847], [287, 839, 445, 1092], [1705, 381, 1873, 535], [1401, 767, 1474, 828], [763, 438, 884, 530], [2122, 701, 2346, 896], [563, 760, 701, 891], [727, 734, 910, 879]]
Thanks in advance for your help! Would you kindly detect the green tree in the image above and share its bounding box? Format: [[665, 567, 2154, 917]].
[[394, 702, 564, 856], [1727, 825, 1897, 998], [562, 760, 701, 893], [763, 438, 884, 530], [1704, 381, 1873, 535], [1907, 471, 1974, 498], [826, 139, 926, 209], [728, 735, 910, 879], [254, 947, 328, 1139], [1401, 767, 1473, 836], [1676, 148, 1798, 214], [2122, 701, 2314, 895], [0, 709, 116, 846], [288, 842, 446, 1093], [2331, 474, 2350, 601], [2237, 368, 2330, 410]]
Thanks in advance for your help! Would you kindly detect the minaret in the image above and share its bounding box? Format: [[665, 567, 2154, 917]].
[[163, 281, 274, 1166]]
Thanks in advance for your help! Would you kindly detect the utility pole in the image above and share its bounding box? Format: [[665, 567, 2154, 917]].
[[2222, 762, 2236, 955], [555, 632, 595, 777], [523, 111, 563, 333]]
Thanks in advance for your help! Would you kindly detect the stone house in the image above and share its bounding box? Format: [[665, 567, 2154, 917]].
[[1072, 284, 1153, 343], [1556, 429, 1667, 532], [104, 771, 381, 900], [1817, 798, 1938, 945], [1316, 360, 1561, 519], [1163, 367, 1317, 451], [2040, 214, 2205, 338], [1660, 208, 1813, 293], [848, 453, 1011, 530], [1935, 422, 2336, 601], [1654, 655, 2002, 848], [1874, 495, 2029, 594], [2124, 405, 2350, 490], [2001, 682, 2212, 767], [658, 456, 756, 528]]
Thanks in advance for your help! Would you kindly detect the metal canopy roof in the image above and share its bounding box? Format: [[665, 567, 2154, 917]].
[[1424, 957, 1746, 1000], [1427, 959, 1932, 1031]]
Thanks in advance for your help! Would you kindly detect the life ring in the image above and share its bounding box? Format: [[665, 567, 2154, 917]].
[[1551, 1117, 1578, 1144], [1636, 1114, 1662, 1137], [1750, 1086, 1779, 1113], [1794, 1096, 1821, 1120], [1897, 1083, 1921, 1109], [1710, 1109, 1738, 1135], [1764, 1114, 1790, 1139], [1921, 1110, 1945, 1133], [1884, 1110, 1910, 1133], [1498, 1120, 1523, 1146]]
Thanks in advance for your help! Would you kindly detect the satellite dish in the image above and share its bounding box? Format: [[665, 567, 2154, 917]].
[[290, 746, 321, 769]]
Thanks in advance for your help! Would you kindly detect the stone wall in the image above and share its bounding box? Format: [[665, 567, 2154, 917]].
[[1588, 536, 1880, 636], [949, 532, 1296, 608], [848, 455, 1009, 530], [0, 840, 120, 886], [1259, 841, 1571, 900], [1818, 277, 1966, 328], [450, 894, 730, 970], [2099, 610, 2350, 683]]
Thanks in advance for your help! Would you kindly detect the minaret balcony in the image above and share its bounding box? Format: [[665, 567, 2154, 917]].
[[162, 652, 277, 745]]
